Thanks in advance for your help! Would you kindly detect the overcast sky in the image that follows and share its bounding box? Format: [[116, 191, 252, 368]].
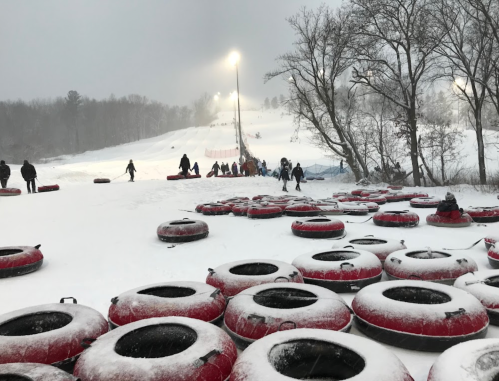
[[0, 0, 342, 109]]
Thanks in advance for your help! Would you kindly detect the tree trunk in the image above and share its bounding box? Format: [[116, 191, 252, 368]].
[[440, 155, 445, 184], [409, 109, 421, 186], [475, 108, 487, 184]]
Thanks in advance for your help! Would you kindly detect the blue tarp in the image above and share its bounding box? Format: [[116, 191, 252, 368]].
[[302, 164, 348, 178]]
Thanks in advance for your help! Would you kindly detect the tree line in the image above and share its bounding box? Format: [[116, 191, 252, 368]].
[[266, 0, 499, 185]]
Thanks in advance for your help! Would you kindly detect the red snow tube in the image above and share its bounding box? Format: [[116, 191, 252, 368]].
[[426, 213, 473, 228], [206, 259, 304, 297], [410, 196, 440, 208], [284, 204, 321, 217], [464, 206, 499, 223], [0, 245, 43, 278], [38, 184, 60, 192], [384, 249, 478, 284], [338, 195, 362, 202], [252, 195, 270, 201], [221, 197, 250, 204], [385, 193, 405, 202], [195, 203, 212, 213], [223, 283, 352, 349], [0, 363, 79, 380], [206, 171, 214, 178], [403, 192, 428, 201], [247, 205, 283, 219], [356, 201, 380, 213], [259, 202, 287, 211], [73, 317, 237, 381], [291, 218, 345, 239], [352, 281, 489, 351], [0, 188, 21, 196], [388, 185, 403, 190], [157, 219, 209, 243], [232, 203, 252, 216], [485, 234, 499, 250], [373, 211, 419, 227], [93, 178, 110, 184], [333, 236, 407, 263], [488, 246, 499, 268], [108, 281, 226, 329], [167, 175, 184, 181], [351, 189, 368, 196], [332, 192, 350, 198], [0, 297, 108, 372], [292, 249, 383, 293], [202, 203, 232, 216], [186, 174, 201, 179]]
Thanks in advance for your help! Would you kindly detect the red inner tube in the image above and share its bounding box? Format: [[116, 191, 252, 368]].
[[426, 214, 472, 226], [248, 206, 283, 218], [38, 185, 60, 192], [373, 211, 419, 227], [94, 178, 110, 183], [0, 188, 22, 196], [351, 189, 368, 196], [157, 220, 209, 242], [202, 204, 232, 215], [0, 246, 43, 270]]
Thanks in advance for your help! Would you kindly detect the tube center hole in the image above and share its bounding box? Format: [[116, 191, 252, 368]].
[[406, 251, 451, 259], [0, 312, 73, 336], [254, 288, 317, 309], [0, 249, 23, 257], [312, 251, 360, 261], [350, 239, 387, 245], [229, 263, 279, 276], [138, 286, 196, 298], [383, 287, 451, 304]]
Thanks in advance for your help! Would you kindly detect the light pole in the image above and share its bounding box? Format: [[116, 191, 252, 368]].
[[231, 91, 238, 143], [229, 52, 244, 164]]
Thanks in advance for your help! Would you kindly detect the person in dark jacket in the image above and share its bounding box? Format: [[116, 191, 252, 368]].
[[0, 160, 10, 188], [212, 161, 220, 177], [232, 162, 238, 176], [21, 160, 37, 193], [291, 163, 304, 191], [179, 154, 191, 177], [340, 159, 344, 173], [221, 162, 226, 175], [436, 192, 463, 220], [126, 160, 136, 182], [242, 161, 249, 177], [191, 162, 199, 175], [280, 157, 289, 169], [278, 165, 290, 192]]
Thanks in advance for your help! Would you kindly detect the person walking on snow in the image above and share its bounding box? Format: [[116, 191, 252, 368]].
[[212, 161, 220, 177], [179, 154, 191, 177], [340, 160, 344, 173], [0, 160, 10, 188], [232, 162, 238, 176], [126, 160, 136, 182], [257, 160, 263, 176], [436, 192, 463, 220], [21, 160, 37, 194], [191, 162, 199, 175], [221, 162, 226, 175], [278, 164, 290, 192], [291, 163, 304, 191]]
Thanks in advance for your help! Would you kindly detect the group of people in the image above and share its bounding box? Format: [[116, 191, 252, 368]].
[[278, 157, 304, 192], [210, 158, 268, 178], [0, 160, 38, 193]]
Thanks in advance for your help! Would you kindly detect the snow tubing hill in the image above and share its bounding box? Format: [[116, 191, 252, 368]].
[[373, 211, 419, 228], [0, 188, 21, 196], [291, 218, 345, 239], [0, 245, 44, 278], [292, 249, 382, 293], [0, 363, 79, 381], [157, 219, 209, 243], [464, 206, 499, 223], [108, 281, 226, 329], [426, 213, 473, 228], [223, 283, 352, 349], [352, 280, 489, 351], [229, 329, 414, 381], [247, 205, 282, 219], [206, 259, 304, 297], [332, 236, 407, 263], [410, 197, 440, 208], [93, 178, 110, 184], [0, 297, 108, 373], [38, 184, 60, 193], [73, 317, 237, 381]]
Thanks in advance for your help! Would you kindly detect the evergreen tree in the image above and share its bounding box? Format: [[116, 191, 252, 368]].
[[264, 97, 271, 110], [271, 96, 279, 109]]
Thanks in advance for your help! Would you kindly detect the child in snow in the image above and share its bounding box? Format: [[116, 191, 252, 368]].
[[279, 165, 290, 192], [191, 162, 199, 175], [291, 163, 304, 191], [126, 160, 136, 182], [436, 192, 463, 219]]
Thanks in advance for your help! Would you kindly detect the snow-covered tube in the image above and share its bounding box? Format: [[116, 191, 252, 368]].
[[0, 297, 108, 372], [259, 202, 287, 211], [230, 329, 414, 381], [385, 193, 406, 202], [351, 189, 368, 196], [384, 248, 478, 284], [485, 234, 499, 250], [339, 202, 369, 215], [352, 280, 489, 351], [0, 363, 79, 380], [402, 192, 428, 201], [38, 184, 60, 193], [361, 195, 387, 205], [284, 204, 321, 217], [0, 245, 44, 279], [206, 259, 304, 298], [247, 205, 282, 219], [157, 219, 209, 243], [464, 206, 499, 223], [195, 203, 211, 213], [332, 235, 407, 263], [291, 218, 345, 239], [292, 249, 382, 293], [252, 195, 270, 201], [427, 338, 499, 381], [93, 178, 110, 184], [220, 197, 250, 204], [223, 283, 352, 349], [332, 192, 350, 198], [426, 213, 473, 228], [356, 201, 380, 213], [388, 185, 404, 190], [167, 175, 184, 180], [315, 202, 343, 215], [488, 246, 499, 268], [454, 271, 499, 326], [360, 190, 375, 197], [108, 281, 226, 329], [337, 195, 362, 202], [410, 196, 441, 208], [201, 203, 232, 216], [232, 203, 253, 216], [73, 317, 237, 381], [373, 211, 419, 227], [0, 188, 21, 196]]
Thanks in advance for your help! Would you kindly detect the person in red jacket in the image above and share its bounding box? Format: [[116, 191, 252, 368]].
[[436, 192, 463, 219]]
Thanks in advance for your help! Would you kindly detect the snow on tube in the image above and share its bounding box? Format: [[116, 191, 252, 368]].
[[157, 219, 209, 243], [247, 205, 282, 219], [206, 259, 304, 298], [0, 245, 43, 279], [360, 190, 375, 197], [352, 280, 489, 351], [186, 174, 201, 179], [332, 192, 350, 198], [258, 202, 287, 211], [201, 203, 232, 216], [488, 246, 499, 268], [292, 248, 382, 293], [337, 195, 362, 202], [385, 192, 406, 202], [402, 192, 428, 201], [426, 213, 473, 228], [252, 195, 270, 201], [291, 218, 345, 239], [93, 178, 110, 184], [374, 211, 419, 228], [108, 281, 226, 329], [206, 171, 214, 178], [167, 174, 184, 181], [0, 363, 79, 381], [0, 297, 108, 372], [361, 195, 387, 205], [223, 283, 352, 349], [427, 338, 499, 381], [355, 201, 380, 213], [384, 248, 478, 284], [338, 202, 369, 215], [0, 188, 22, 196], [454, 271, 499, 326], [284, 203, 321, 217], [37, 184, 60, 193], [410, 196, 441, 208], [485, 234, 499, 250], [464, 206, 499, 223], [73, 317, 237, 381], [351, 189, 369, 196], [220, 197, 250, 204], [230, 329, 414, 381], [332, 235, 407, 263], [232, 203, 253, 216], [316, 202, 343, 215], [388, 185, 404, 190]]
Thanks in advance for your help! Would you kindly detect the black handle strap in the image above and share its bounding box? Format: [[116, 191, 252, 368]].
[[34, 244, 41, 249], [198, 349, 222, 366], [445, 308, 466, 319], [456, 258, 468, 264], [343, 245, 354, 249], [340, 262, 354, 269], [111, 297, 119, 305], [274, 276, 290, 283], [208, 268, 215, 275], [210, 289, 221, 299], [391, 258, 402, 264], [289, 271, 298, 279], [81, 338, 96, 349], [60, 297, 77, 304], [278, 321, 297, 331], [248, 314, 266, 323]]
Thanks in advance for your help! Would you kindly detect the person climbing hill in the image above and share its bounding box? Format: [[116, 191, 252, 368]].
[[212, 161, 220, 177], [0, 160, 10, 188], [126, 160, 136, 182], [21, 160, 37, 194], [291, 163, 304, 191], [179, 154, 191, 177], [436, 192, 463, 220], [191, 162, 199, 175]]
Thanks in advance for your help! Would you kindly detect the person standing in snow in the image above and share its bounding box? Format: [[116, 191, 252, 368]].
[[0, 160, 10, 188], [126, 160, 136, 182], [436, 192, 463, 220], [340, 159, 344, 173], [179, 154, 191, 177], [212, 161, 220, 177], [191, 162, 199, 175], [262, 160, 267, 176], [278, 164, 290, 192], [291, 163, 304, 191], [257, 160, 263, 176], [221, 162, 226, 175], [21, 160, 37, 194], [242, 161, 249, 177], [232, 162, 238, 176]]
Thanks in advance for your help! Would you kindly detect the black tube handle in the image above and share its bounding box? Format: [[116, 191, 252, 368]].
[[208, 268, 215, 275], [340, 262, 354, 269], [445, 308, 466, 319], [34, 244, 41, 249], [343, 245, 354, 249], [248, 314, 266, 323], [81, 338, 96, 349], [364, 235, 374, 237], [456, 259, 468, 264], [289, 271, 298, 279], [198, 349, 221, 365], [278, 321, 297, 331], [111, 297, 119, 305], [210, 289, 221, 299], [274, 276, 290, 283], [391, 258, 402, 264], [60, 297, 77, 304]]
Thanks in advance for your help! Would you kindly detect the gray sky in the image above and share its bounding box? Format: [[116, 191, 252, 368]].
[[0, 0, 342, 109]]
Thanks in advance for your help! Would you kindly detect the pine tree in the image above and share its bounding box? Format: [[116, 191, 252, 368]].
[[271, 96, 279, 109], [264, 97, 271, 110]]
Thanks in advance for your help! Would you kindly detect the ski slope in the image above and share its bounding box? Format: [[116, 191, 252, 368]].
[[1, 110, 499, 380]]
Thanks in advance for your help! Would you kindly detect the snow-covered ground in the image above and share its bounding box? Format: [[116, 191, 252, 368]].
[[1, 110, 499, 380]]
